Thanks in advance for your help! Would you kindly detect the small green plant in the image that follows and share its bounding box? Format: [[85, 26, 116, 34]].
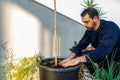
[[69, 41, 77, 52], [81, 0, 98, 9]]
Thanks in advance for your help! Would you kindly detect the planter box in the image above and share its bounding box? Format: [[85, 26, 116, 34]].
[[38, 58, 82, 80]]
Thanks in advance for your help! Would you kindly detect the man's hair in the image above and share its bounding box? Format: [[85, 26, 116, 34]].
[[81, 8, 99, 19]]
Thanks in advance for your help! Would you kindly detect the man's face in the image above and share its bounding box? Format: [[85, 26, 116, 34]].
[[81, 14, 97, 31]]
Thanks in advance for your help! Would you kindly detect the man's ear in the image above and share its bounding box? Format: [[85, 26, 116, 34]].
[[93, 16, 98, 22]]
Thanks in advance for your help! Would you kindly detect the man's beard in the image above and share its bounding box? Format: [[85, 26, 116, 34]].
[[89, 22, 97, 31]]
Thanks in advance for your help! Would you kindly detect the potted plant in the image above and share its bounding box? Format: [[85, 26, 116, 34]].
[[38, 41, 82, 80], [37, 41, 82, 80], [38, 0, 82, 80]]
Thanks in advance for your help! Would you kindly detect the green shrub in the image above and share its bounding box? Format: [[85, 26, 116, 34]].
[[5, 56, 40, 80], [84, 51, 120, 80], [3, 54, 41, 80]]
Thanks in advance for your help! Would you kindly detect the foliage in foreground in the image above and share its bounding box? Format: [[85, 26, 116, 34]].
[[0, 42, 42, 80], [84, 51, 120, 80], [4, 54, 41, 80]]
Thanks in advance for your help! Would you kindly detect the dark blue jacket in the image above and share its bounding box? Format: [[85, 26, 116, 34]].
[[73, 20, 120, 63]]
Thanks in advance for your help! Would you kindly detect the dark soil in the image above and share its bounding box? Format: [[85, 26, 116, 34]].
[[40, 58, 64, 68]]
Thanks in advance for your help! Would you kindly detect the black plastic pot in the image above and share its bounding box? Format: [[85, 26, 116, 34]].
[[38, 58, 82, 80]]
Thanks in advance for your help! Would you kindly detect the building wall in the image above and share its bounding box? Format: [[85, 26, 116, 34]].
[[0, 0, 85, 60]]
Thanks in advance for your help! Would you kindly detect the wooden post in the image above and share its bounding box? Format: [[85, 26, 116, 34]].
[[54, 0, 58, 66]]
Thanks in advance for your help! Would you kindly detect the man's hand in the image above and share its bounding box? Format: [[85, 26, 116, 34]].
[[60, 56, 87, 67], [60, 58, 71, 65]]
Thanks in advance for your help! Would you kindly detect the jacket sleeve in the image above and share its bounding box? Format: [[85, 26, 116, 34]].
[[85, 23, 119, 62], [72, 30, 90, 55]]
